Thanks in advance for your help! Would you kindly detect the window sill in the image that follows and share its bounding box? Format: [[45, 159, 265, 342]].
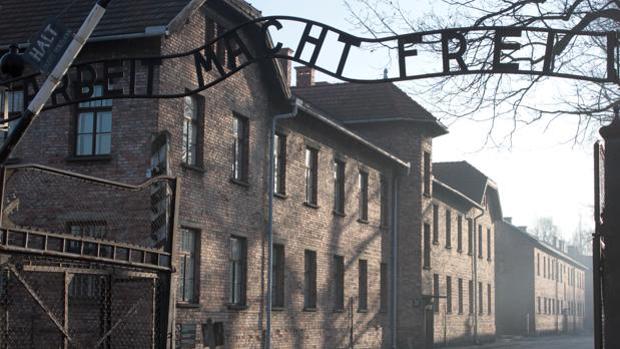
[[181, 163, 206, 173], [303, 307, 317, 312], [333, 308, 345, 313], [357, 219, 369, 224], [333, 210, 346, 217], [230, 178, 250, 188], [303, 202, 319, 209], [271, 306, 285, 312], [274, 192, 288, 200], [177, 302, 200, 309], [423, 266, 431, 270], [445, 246, 452, 250], [432, 241, 439, 246], [226, 303, 248, 311], [357, 309, 368, 313], [66, 155, 112, 162]]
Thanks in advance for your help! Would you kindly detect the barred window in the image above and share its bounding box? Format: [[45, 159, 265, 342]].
[[305, 147, 318, 205], [229, 236, 247, 306], [232, 115, 249, 182], [178, 228, 199, 303]]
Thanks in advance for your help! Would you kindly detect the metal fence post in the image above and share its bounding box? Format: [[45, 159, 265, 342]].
[[600, 108, 620, 348]]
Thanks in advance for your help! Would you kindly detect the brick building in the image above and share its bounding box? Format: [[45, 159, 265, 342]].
[[0, 0, 410, 348], [496, 220, 588, 337], [294, 81, 502, 347], [427, 161, 502, 346]]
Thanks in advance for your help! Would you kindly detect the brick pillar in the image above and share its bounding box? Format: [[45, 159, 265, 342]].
[[600, 107, 620, 348], [295, 66, 314, 87]]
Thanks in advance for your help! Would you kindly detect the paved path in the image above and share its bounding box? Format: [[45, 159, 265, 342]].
[[451, 335, 593, 349]]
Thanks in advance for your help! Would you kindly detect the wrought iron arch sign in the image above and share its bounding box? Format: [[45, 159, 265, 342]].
[[1, 15, 618, 114]]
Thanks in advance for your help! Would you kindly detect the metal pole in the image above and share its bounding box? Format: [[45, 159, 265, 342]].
[[0, 0, 114, 164], [265, 99, 298, 349], [600, 108, 620, 349], [593, 141, 603, 349]]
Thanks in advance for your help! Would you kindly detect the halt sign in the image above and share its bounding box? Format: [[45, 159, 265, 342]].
[[24, 18, 73, 74]]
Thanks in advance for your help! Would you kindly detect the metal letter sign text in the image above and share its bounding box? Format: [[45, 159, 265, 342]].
[[1, 16, 619, 112], [23, 18, 73, 75]]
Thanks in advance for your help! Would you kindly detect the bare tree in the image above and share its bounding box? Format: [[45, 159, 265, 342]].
[[531, 216, 561, 245], [345, 0, 620, 144]]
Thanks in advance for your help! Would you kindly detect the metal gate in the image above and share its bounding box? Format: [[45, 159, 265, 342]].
[[0, 164, 179, 349]]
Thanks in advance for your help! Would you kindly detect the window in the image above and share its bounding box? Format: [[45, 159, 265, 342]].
[[274, 133, 287, 195], [445, 209, 452, 248], [304, 250, 317, 309], [380, 176, 389, 227], [487, 228, 492, 260], [478, 282, 483, 314], [423, 223, 431, 269], [358, 259, 368, 311], [232, 115, 249, 182], [467, 218, 473, 255], [229, 236, 247, 306], [305, 147, 318, 205], [468, 280, 474, 314], [537, 297, 541, 313], [273, 244, 285, 308], [458, 278, 463, 314], [446, 276, 452, 314], [67, 222, 107, 299], [0, 89, 23, 143], [178, 228, 199, 303], [537, 253, 540, 276], [487, 284, 492, 315], [543, 256, 547, 278], [182, 95, 200, 165], [358, 171, 369, 221], [176, 323, 196, 349], [380, 263, 388, 312], [478, 225, 483, 258], [423, 151, 431, 196], [334, 255, 345, 310], [433, 274, 440, 313], [432, 204, 439, 244], [76, 85, 112, 156], [333, 159, 346, 214], [457, 215, 463, 252]]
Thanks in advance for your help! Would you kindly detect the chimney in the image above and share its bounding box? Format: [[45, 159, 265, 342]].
[[277, 48, 293, 87], [504, 217, 513, 224], [295, 66, 315, 87]]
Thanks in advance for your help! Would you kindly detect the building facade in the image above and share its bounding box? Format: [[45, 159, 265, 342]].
[[496, 220, 588, 337], [426, 162, 502, 346], [0, 1, 409, 348]]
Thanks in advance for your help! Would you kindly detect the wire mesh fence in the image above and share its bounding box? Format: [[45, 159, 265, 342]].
[[0, 164, 177, 348], [0, 256, 169, 349]]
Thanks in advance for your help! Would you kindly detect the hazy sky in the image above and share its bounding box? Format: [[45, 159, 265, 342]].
[[250, 0, 600, 240]]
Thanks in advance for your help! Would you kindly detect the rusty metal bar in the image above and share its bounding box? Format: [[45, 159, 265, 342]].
[[0, 227, 171, 271], [7, 265, 74, 342]]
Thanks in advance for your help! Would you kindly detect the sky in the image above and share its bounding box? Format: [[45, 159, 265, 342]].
[[250, 0, 600, 240]]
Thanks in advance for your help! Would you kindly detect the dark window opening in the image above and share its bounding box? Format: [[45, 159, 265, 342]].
[[304, 250, 317, 309], [273, 244, 285, 308]]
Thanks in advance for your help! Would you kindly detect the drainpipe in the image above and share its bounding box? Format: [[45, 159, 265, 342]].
[[266, 98, 299, 349], [390, 174, 401, 349], [472, 207, 485, 345]]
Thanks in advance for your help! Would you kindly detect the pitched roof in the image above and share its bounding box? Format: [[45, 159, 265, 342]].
[[433, 161, 493, 204], [292, 82, 447, 136], [498, 220, 589, 270], [0, 0, 195, 46], [433, 161, 503, 219]]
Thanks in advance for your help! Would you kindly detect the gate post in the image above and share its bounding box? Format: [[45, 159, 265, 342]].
[[600, 107, 620, 348]]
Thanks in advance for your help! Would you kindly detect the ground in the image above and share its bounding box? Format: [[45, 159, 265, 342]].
[[451, 335, 593, 349]]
